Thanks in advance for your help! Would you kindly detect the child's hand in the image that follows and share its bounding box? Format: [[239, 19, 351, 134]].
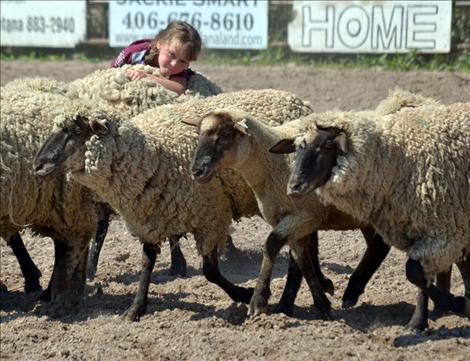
[[127, 70, 149, 80]]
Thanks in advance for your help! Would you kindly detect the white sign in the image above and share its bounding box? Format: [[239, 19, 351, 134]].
[[0, 0, 86, 48], [109, 0, 268, 50], [288, 1, 452, 53]]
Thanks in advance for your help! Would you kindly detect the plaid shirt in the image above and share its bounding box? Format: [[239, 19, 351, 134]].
[[110, 39, 152, 68]]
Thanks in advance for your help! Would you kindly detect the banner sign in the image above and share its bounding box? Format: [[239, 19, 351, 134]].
[[288, 1, 452, 53], [0, 0, 86, 48], [109, 0, 268, 50]]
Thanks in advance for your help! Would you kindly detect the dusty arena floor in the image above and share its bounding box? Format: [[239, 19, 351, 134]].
[[1, 60, 469, 360]]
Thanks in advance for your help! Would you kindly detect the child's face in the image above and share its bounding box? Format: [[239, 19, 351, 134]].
[[156, 40, 191, 77]]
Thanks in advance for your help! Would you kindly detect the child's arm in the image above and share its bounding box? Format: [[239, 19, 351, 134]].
[[127, 70, 187, 95]]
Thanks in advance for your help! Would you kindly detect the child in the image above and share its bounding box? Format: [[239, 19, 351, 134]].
[[111, 21, 202, 95]]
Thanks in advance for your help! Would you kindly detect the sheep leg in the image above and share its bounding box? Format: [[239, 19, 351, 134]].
[[123, 242, 160, 321], [202, 248, 253, 303], [430, 268, 452, 318], [8, 233, 42, 293], [48, 240, 89, 317], [276, 232, 333, 316], [168, 235, 187, 277], [248, 231, 288, 316], [86, 210, 111, 280], [455, 258, 470, 317], [275, 251, 303, 316], [289, 237, 331, 319], [342, 228, 390, 308], [39, 238, 66, 302], [406, 289, 429, 331], [405, 258, 462, 328], [308, 233, 334, 295]]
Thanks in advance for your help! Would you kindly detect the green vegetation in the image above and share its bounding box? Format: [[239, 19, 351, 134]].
[[0, 51, 102, 63], [199, 48, 470, 71], [2, 48, 468, 71]]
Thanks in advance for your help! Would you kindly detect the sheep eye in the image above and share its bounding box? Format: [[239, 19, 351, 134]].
[[324, 140, 335, 149], [73, 126, 82, 135]]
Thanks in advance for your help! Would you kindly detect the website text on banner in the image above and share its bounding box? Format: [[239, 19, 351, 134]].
[[288, 0, 452, 53], [109, 0, 268, 50], [0, 0, 86, 48]]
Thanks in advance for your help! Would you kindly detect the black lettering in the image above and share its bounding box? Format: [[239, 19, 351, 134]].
[[1, 17, 24, 33]]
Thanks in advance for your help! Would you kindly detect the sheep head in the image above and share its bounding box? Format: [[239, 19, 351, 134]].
[[34, 112, 111, 181], [269, 127, 347, 198], [183, 110, 250, 183]]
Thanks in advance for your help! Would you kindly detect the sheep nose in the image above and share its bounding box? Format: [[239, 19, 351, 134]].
[[33, 163, 45, 174], [192, 167, 204, 179], [287, 181, 307, 198]]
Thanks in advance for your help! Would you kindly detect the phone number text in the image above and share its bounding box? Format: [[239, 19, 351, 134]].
[[122, 11, 255, 31]]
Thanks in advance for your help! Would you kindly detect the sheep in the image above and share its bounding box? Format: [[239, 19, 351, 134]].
[[33, 89, 316, 321], [66, 64, 222, 117], [1, 77, 96, 292], [66, 64, 223, 279], [2, 77, 69, 95], [186, 109, 389, 319], [275, 102, 470, 330], [1, 65, 223, 284], [0, 88, 111, 315]]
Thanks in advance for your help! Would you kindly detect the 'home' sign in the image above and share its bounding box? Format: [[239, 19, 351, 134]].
[[288, 1, 452, 53]]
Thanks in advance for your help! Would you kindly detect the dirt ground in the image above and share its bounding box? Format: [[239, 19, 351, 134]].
[[1, 60, 469, 361]]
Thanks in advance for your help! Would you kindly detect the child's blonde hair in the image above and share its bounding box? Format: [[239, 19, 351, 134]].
[[145, 21, 202, 66]]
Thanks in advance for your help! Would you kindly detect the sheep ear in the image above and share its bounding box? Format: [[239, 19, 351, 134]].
[[90, 119, 109, 135], [233, 118, 249, 135], [181, 117, 201, 127], [269, 139, 296, 154], [335, 132, 347, 154]]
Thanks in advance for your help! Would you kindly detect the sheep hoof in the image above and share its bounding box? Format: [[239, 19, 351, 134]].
[[274, 303, 294, 317], [314, 297, 331, 320], [405, 317, 428, 331], [341, 298, 357, 309], [248, 297, 268, 316], [122, 304, 145, 321], [321, 277, 335, 296]]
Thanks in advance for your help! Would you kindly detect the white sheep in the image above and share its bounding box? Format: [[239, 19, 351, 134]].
[[279, 102, 470, 330], [66, 64, 223, 278], [2, 77, 69, 95], [33, 89, 315, 321], [66, 64, 222, 117], [0, 88, 110, 314]]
